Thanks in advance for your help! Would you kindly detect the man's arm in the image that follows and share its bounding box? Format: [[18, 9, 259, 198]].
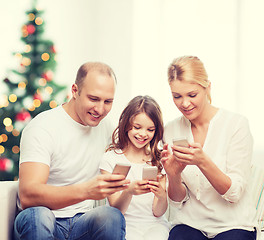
[[19, 162, 130, 210]]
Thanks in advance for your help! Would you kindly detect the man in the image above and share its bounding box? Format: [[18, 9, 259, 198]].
[[14, 62, 130, 240]]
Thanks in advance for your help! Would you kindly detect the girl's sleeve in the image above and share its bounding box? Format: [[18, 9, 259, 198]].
[[99, 152, 115, 173], [222, 117, 253, 203]]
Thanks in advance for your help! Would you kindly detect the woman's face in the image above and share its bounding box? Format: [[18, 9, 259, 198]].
[[169, 80, 209, 121]]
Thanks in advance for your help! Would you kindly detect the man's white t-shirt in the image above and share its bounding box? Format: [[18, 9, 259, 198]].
[[19, 105, 113, 218]]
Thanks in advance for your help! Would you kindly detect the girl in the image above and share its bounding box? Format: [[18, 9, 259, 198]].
[[162, 56, 257, 240], [100, 95, 170, 240]]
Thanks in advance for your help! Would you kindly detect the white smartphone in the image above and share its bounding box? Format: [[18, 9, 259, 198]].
[[173, 138, 189, 148], [142, 166, 158, 181], [112, 163, 131, 177]]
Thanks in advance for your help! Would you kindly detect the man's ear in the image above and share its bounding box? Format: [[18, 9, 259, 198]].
[[71, 83, 78, 99]]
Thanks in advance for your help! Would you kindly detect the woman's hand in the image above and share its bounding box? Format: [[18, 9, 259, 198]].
[[161, 144, 186, 177], [171, 142, 210, 168]]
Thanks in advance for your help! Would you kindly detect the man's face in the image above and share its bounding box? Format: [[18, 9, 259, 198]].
[[72, 70, 115, 127]]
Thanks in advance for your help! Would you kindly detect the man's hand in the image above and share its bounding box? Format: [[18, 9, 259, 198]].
[[82, 174, 130, 200]]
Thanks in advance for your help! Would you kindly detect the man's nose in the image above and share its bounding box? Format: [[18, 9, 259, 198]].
[[94, 102, 104, 115]]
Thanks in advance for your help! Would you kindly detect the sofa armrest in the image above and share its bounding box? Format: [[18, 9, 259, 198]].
[[250, 152, 264, 239], [0, 181, 19, 240]]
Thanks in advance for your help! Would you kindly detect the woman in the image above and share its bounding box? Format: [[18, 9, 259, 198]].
[[162, 56, 258, 240]]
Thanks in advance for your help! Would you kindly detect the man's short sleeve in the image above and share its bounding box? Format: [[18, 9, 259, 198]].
[[19, 124, 54, 166]]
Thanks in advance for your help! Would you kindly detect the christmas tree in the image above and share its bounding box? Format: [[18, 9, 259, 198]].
[[0, 2, 67, 180]]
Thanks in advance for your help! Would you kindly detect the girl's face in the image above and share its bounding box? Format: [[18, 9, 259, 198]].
[[127, 112, 156, 149], [169, 80, 209, 122]]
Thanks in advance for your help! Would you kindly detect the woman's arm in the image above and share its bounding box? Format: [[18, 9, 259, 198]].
[[172, 144, 232, 195], [161, 144, 187, 202], [195, 148, 232, 195], [172, 117, 253, 202]]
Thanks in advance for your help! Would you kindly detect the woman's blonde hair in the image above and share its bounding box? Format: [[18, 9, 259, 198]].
[[168, 56, 211, 103]]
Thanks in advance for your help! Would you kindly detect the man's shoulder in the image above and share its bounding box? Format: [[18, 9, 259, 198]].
[[24, 106, 63, 131], [34, 105, 63, 121]]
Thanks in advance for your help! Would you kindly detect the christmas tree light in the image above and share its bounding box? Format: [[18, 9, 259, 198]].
[[0, 0, 67, 180]]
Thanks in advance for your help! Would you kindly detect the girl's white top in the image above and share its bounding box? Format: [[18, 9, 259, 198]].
[[100, 149, 168, 225]]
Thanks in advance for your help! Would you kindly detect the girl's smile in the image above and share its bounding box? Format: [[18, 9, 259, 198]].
[[127, 112, 155, 149]]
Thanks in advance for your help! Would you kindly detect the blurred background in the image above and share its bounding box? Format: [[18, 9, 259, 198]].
[[0, 0, 263, 179]]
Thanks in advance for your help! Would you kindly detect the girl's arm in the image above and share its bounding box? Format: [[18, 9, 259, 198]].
[[100, 169, 150, 214], [100, 169, 131, 214], [107, 189, 133, 214], [150, 175, 168, 217]]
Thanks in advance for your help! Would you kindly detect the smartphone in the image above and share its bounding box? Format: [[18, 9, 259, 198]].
[[112, 163, 131, 177], [142, 166, 158, 181], [173, 138, 189, 148]]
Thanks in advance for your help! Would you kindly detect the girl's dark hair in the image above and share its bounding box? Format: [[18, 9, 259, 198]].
[[107, 95, 164, 172]]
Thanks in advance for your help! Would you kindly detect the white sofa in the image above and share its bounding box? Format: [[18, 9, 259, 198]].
[[0, 181, 18, 240], [1, 158, 263, 240]]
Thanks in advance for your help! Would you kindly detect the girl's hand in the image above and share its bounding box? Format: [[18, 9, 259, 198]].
[[161, 144, 186, 176], [171, 142, 210, 167], [151, 175, 168, 217], [148, 175, 166, 200], [127, 180, 151, 195]]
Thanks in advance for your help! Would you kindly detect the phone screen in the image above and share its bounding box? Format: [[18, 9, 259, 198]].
[[112, 164, 131, 177], [173, 138, 189, 148], [142, 167, 158, 180]]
